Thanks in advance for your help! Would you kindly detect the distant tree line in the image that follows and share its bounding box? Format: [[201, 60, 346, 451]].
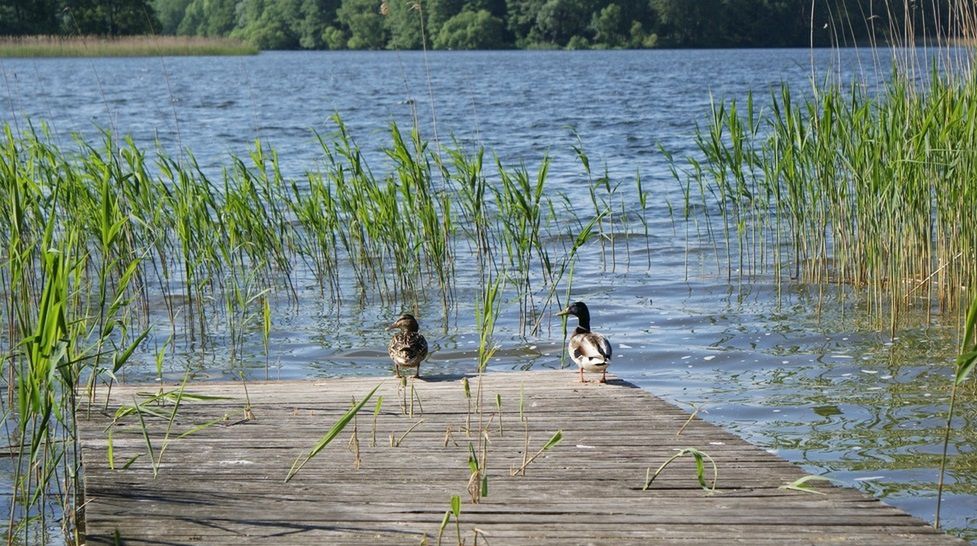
[[0, 0, 961, 50], [0, 0, 160, 35]]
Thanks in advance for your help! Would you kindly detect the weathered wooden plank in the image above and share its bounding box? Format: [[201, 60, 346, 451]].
[[78, 371, 965, 544]]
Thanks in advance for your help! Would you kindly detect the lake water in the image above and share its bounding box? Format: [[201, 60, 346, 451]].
[[2, 49, 975, 541]]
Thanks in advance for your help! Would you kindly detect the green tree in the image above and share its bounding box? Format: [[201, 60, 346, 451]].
[[383, 0, 425, 49], [628, 20, 656, 48], [203, 0, 235, 34], [651, 0, 724, 46], [424, 0, 464, 38], [232, 0, 303, 49], [505, 0, 544, 46], [433, 8, 505, 48], [6, 0, 953, 49], [336, 0, 387, 48], [63, 0, 160, 34], [152, 0, 191, 34], [535, 0, 594, 46], [298, 0, 341, 48], [1, 0, 61, 34], [590, 2, 624, 47], [714, 0, 799, 47], [175, 0, 203, 33], [565, 33, 587, 48], [466, 0, 504, 19], [177, 0, 234, 35], [322, 24, 347, 47]]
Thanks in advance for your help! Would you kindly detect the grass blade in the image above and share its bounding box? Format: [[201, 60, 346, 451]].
[[780, 475, 835, 495], [285, 383, 381, 482]]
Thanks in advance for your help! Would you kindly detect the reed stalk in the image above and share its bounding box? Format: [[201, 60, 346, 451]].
[[935, 290, 977, 527]]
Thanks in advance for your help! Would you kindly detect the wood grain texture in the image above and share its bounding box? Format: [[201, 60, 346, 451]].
[[77, 371, 964, 545]]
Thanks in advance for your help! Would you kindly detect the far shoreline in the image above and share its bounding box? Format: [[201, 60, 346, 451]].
[[4, 34, 964, 59], [0, 35, 258, 58]]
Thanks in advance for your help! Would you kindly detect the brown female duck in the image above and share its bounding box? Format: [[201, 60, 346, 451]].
[[387, 313, 428, 378]]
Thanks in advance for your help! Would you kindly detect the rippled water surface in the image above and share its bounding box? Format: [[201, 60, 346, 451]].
[[2, 49, 975, 540]]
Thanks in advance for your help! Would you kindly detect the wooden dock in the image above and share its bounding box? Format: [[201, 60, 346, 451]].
[[77, 372, 964, 545]]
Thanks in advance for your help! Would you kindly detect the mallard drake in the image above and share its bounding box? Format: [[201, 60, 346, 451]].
[[557, 301, 612, 383], [387, 313, 428, 378]]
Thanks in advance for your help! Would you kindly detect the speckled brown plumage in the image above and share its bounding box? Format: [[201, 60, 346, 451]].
[[387, 313, 428, 378]]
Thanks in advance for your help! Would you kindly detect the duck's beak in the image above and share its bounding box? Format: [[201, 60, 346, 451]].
[[556, 308, 570, 317], [386, 321, 399, 330]]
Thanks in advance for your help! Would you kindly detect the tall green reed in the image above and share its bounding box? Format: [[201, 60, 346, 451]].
[[673, 73, 976, 332], [936, 289, 977, 528], [0, 114, 644, 542], [2, 130, 159, 540], [495, 159, 549, 335], [696, 1, 977, 330]]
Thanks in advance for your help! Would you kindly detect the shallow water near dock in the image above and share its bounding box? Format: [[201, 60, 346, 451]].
[[2, 48, 975, 541]]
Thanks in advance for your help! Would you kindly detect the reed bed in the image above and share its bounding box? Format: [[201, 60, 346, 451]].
[[0, 118, 622, 350], [673, 68, 977, 333], [0, 117, 643, 541], [0, 35, 258, 57], [673, 0, 977, 331]]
